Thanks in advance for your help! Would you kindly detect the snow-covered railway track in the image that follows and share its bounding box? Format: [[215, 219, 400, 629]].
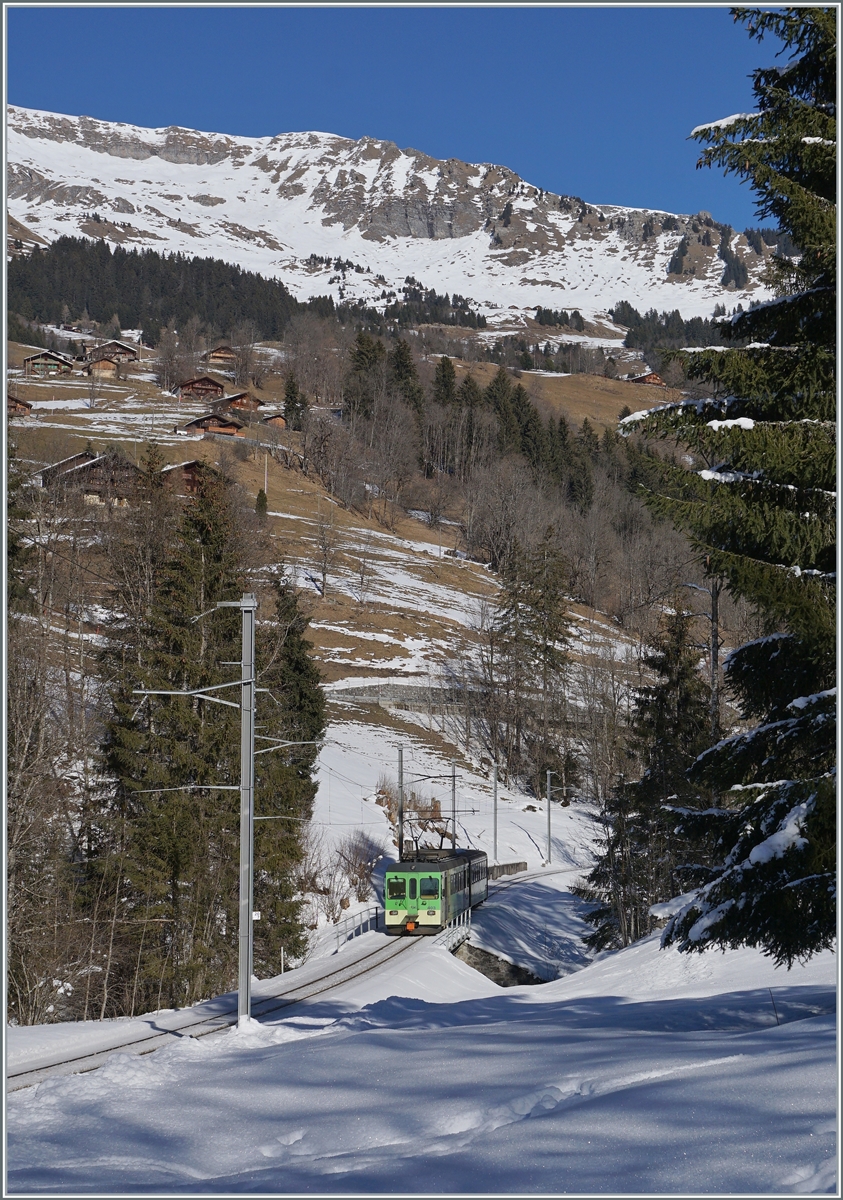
[[487, 864, 575, 897], [7, 936, 419, 1093]]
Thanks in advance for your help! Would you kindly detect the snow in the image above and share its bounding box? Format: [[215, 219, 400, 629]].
[[789, 689, 836, 712], [7, 927, 836, 1194], [6, 704, 838, 1193], [747, 801, 810, 864], [691, 113, 754, 136], [7, 103, 774, 329], [708, 417, 755, 431]]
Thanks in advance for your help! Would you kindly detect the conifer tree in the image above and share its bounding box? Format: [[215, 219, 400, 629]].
[[485, 366, 520, 455], [101, 467, 324, 1009], [7, 442, 33, 610], [252, 576, 326, 970], [511, 384, 549, 470], [457, 373, 483, 410], [432, 354, 457, 407], [345, 332, 386, 422], [455, 373, 484, 479], [577, 417, 600, 460], [622, 8, 836, 965], [283, 372, 307, 431], [576, 606, 713, 950], [387, 338, 425, 414], [494, 529, 572, 793]]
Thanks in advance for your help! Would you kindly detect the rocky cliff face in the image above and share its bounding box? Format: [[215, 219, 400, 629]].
[[7, 104, 774, 330]]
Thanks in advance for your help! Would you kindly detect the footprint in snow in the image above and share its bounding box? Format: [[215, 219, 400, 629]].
[[258, 1128, 305, 1158]]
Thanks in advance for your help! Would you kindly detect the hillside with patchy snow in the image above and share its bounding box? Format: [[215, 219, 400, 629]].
[[8, 104, 775, 332]]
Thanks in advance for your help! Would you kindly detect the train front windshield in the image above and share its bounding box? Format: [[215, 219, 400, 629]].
[[420, 877, 439, 899], [387, 878, 406, 900]]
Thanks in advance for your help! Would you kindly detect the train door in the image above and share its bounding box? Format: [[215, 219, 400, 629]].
[[405, 875, 419, 931]]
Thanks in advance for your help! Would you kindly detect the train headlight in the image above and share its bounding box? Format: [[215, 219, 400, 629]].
[[389, 910, 399, 916], [427, 909, 436, 915]]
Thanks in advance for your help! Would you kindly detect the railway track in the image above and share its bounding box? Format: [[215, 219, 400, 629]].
[[487, 863, 577, 897], [7, 935, 419, 1093], [9, 870, 563, 1093]]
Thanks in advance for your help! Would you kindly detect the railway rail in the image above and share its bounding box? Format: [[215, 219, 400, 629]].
[[7, 935, 419, 1093], [8, 868, 565, 1093], [487, 863, 575, 896]]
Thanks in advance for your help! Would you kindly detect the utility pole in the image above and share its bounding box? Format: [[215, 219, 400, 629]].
[[397, 745, 404, 860], [217, 593, 257, 1027], [239, 594, 256, 1025], [451, 760, 457, 851], [547, 768, 552, 866], [492, 763, 498, 863]]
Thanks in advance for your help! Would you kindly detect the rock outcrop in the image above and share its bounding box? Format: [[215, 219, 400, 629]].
[[7, 104, 774, 327]]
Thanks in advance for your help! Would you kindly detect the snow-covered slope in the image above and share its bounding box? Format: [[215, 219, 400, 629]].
[[8, 104, 774, 328], [7, 927, 836, 1193]]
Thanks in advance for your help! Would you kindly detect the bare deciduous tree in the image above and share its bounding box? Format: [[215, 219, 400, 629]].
[[336, 832, 384, 901]]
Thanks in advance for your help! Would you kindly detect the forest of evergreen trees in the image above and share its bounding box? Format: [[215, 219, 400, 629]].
[[7, 237, 302, 345], [7, 238, 489, 349], [609, 301, 727, 353], [382, 278, 487, 329]]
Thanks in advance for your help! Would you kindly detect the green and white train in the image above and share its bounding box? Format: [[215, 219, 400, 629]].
[[383, 848, 488, 935]]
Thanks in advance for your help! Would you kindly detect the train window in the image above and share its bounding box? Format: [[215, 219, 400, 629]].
[[420, 877, 439, 899], [408, 878, 417, 900], [387, 878, 406, 900]]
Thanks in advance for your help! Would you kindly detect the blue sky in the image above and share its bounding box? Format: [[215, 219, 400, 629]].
[[7, 6, 783, 231]]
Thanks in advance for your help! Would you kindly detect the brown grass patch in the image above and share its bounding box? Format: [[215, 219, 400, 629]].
[[448, 358, 680, 429]]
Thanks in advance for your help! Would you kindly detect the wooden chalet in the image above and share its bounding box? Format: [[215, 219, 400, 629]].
[[38, 449, 98, 488], [261, 412, 287, 429], [86, 339, 139, 363], [213, 392, 265, 414], [182, 413, 245, 437], [161, 460, 204, 496], [631, 371, 666, 387], [85, 356, 119, 378], [24, 350, 74, 378], [40, 449, 141, 505], [7, 394, 33, 417], [175, 376, 225, 401], [203, 345, 238, 373]]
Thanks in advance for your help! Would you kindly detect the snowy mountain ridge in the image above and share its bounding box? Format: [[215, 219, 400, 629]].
[[8, 104, 774, 331]]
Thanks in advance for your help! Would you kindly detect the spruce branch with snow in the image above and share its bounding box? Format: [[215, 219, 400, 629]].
[[622, 7, 836, 966]]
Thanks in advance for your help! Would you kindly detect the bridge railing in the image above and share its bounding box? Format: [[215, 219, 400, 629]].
[[488, 861, 527, 880], [333, 905, 381, 952], [433, 907, 471, 951]]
